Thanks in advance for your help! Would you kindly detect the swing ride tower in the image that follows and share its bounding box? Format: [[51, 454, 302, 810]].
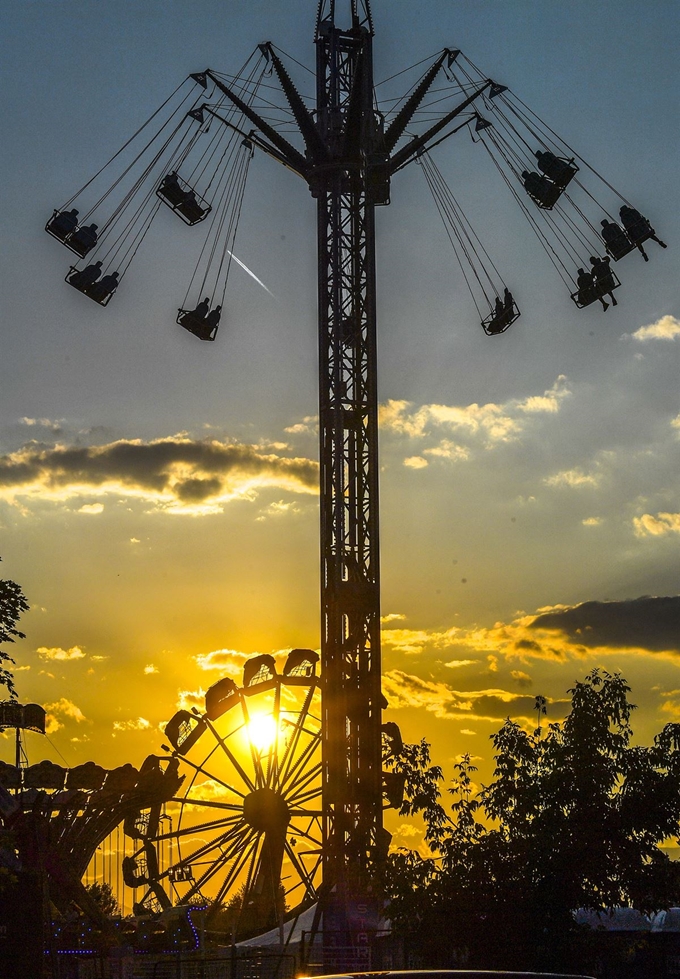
[[203, 1, 496, 946]]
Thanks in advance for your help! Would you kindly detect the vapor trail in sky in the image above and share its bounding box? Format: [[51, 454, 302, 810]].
[[228, 251, 276, 298]]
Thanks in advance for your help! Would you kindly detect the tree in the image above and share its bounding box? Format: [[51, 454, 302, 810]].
[[84, 881, 119, 917], [384, 671, 680, 972], [0, 559, 29, 699]]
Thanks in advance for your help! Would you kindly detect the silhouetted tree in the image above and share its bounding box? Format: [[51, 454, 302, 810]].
[[0, 559, 29, 699], [84, 881, 119, 916], [384, 670, 680, 971]]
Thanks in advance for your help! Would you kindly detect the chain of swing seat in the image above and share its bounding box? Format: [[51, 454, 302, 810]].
[[420, 152, 505, 317]]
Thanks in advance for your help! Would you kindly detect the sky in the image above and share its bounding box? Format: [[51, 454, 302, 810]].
[[1, 0, 679, 861]]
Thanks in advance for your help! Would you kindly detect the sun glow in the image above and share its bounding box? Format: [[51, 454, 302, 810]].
[[247, 712, 277, 752]]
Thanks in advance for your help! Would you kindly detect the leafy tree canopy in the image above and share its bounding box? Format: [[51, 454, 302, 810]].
[[383, 671, 680, 970], [0, 559, 29, 699]]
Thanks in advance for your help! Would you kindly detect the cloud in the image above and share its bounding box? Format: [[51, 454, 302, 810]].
[[44, 698, 87, 733], [0, 435, 318, 514], [634, 512, 680, 537], [78, 503, 104, 514], [544, 468, 600, 488], [177, 688, 206, 712], [194, 649, 251, 676], [528, 596, 680, 655], [582, 517, 603, 526], [444, 659, 475, 669], [404, 456, 428, 469], [113, 717, 152, 732], [511, 670, 532, 688], [37, 645, 85, 661], [630, 315, 680, 342], [284, 416, 318, 436], [381, 626, 459, 656], [379, 377, 570, 454], [382, 669, 546, 722], [144, 664, 159, 675], [381, 613, 406, 624], [384, 596, 680, 666], [20, 417, 63, 433], [255, 500, 301, 521]]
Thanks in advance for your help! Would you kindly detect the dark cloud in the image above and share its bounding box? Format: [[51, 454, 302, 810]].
[[0, 437, 318, 510], [530, 596, 680, 654]]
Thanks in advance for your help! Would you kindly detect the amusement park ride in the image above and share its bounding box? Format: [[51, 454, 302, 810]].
[[13, 0, 667, 964]]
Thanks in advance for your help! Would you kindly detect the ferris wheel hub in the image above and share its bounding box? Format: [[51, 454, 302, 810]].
[[243, 786, 291, 834]]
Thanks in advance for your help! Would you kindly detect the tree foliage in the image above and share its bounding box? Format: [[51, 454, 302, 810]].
[[385, 671, 680, 971], [84, 881, 119, 917], [0, 559, 29, 699]]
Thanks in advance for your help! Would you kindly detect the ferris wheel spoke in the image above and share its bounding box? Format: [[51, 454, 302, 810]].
[[203, 714, 256, 793], [181, 825, 258, 902], [281, 759, 322, 801], [239, 698, 267, 789], [266, 680, 282, 789], [173, 820, 251, 872], [153, 813, 242, 843], [278, 725, 321, 794], [211, 829, 262, 908], [172, 797, 244, 812], [171, 746, 247, 798], [283, 838, 320, 901], [277, 685, 316, 784], [287, 820, 323, 845]]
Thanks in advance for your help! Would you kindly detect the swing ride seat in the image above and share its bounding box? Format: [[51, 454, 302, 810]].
[[157, 173, 211, 226], [525, 182, 562, 210], [45, 210, 97, 258], [603, 234, 636, 262], [622, 219, 655, 249], [482, 302, 520, 336], [65, 267, 116, 307], [538, 155, 578, 190], [570, 271, 621, 309], [176, 308, 217, 341]]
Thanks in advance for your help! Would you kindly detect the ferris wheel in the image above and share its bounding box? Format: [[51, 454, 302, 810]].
[[122, 649, 322, 938]]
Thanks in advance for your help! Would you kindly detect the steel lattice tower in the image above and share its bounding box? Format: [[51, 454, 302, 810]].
[[206, 0, 492, 958]]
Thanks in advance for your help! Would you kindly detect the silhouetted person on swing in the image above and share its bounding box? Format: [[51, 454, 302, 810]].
[[206, 305, 221, 329], [619, 205, 666, 259], [600, 218, 633, 260], [577, 268, 608, 311], [159, 171, 185, 206], [89, 271, 119, 303], [48, 208, 79, 240], [589, 255, 617, 307], [503, 287, 514, 313], [522, 170, 559, 207], [69, 223, 99, 257], [68, 261, 102, 291], [534, 149, 575, 187], [193, 298, 209, 320]]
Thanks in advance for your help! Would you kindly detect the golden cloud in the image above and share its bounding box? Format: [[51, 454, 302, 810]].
[[382, 669, 542, 722], [38, 645, 85, 661], [194, 649, 251, 676], [44, 697, 87, 734], [631, 315, 680, 342], [634, 512, 680, 537], [0, 435, 318, 514], [378, 376, 570, 456], [112, 717, 152, 732]]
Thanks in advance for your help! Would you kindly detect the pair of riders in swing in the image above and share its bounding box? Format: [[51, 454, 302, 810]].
[[47, 208, 99, 257], [179, 298, 222, 338], [67, 261, 119, 303]]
